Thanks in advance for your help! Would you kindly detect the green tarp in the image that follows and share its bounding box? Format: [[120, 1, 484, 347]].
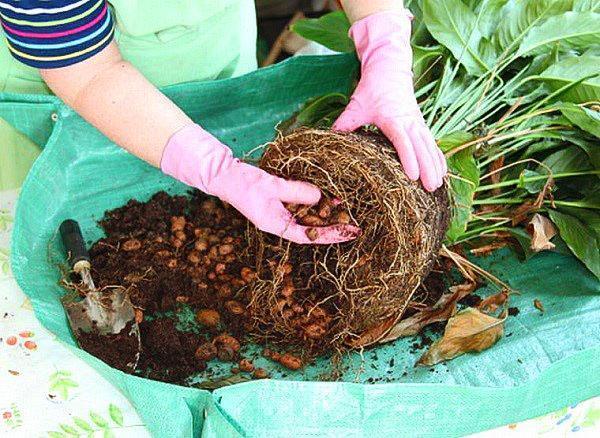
[[3, 54, 599, 437]]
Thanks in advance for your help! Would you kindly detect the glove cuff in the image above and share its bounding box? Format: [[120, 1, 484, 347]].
[[348, 9, 413, 63], [160, 123, 233, 194]]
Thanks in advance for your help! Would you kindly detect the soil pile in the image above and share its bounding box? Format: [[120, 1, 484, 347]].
[[81, 191, 255, 382]]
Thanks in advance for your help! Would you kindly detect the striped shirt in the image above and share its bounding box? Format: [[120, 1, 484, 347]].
[[0, 0, 114, 68]]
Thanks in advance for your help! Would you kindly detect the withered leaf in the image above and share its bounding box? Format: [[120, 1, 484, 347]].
[[379, 294, 458, 342], [533, 299, 545, 313], [347, 315, 397, 348], [478, 290, 509, 314], [527, 214, 556, 252], [417, 307, 505, 366], [378, 282, 477, 344]]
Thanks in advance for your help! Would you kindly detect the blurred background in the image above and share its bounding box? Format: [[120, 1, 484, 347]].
[[256, 0, 341, 65]]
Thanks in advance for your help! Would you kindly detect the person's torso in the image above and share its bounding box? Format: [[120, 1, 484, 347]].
[[0, 0, 258, 94]]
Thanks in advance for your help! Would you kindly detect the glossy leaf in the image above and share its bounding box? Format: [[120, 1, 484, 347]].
[[549, 209, 600, 279], [542, 146, 592, 174], [559, 103, 600, 138], [473, 0, 509, 38], [560, 131, 600, 170], [517, 12, 600, 56], [280, 93, 348, 133], [538, 52, 600, 102], [422, 0, 490, 75], [439, 132, 479, 242], [493, 0, 572, 52], [291, 11, 353, 53], [413, 45, 444, 85]]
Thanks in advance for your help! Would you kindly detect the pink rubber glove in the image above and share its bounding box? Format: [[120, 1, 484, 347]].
[[333, 9, 447, 192], [161, 124, 361, 244]]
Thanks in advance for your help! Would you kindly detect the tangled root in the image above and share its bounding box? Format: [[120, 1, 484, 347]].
[[247, 129, 449, 353]]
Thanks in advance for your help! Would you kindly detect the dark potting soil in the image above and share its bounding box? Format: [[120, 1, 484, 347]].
[[72, 191, 450, 385], [82, 191, 252, 383]]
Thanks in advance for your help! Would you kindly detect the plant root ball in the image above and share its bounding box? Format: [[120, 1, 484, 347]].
[[246, 129, 450, 352]]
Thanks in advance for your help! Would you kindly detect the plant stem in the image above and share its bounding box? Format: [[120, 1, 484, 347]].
[[476, 171, 599, 192], [472, 199, 599, 209]]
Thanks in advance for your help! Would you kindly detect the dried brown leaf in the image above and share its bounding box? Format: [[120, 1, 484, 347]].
[[489, 156, 505, 196], [378, 282, 477, 343], [379, 295, 457, 342], [511, 201, 536, 226], [346, 315, 397, 348], [533, 299, 545, 313], [470, 241, 509, 257], [477, 290, 509, 314], [417, 307, 504, 366], [527, 214, 556, 252]]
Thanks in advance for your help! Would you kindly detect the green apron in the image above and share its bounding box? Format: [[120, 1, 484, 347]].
[[0, 0, 258, 190]]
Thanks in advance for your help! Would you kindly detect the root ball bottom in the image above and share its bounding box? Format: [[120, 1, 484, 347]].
[[247, 129, 450, 353]]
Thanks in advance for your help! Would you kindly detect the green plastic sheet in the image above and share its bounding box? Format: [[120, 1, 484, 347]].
[[3, 54, 599, 437]]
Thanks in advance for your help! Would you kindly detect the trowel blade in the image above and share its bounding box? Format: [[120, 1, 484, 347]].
[[65, 288, 135, 336]]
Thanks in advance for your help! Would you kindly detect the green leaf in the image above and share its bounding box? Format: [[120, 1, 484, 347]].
[[538, 52, 600, 102], [437, 131, 475, 153], [560, 131, 600, 170], [73, 417, 94, 432], [493, 0, 573, 52], [291, 11, 353, 53], [280, 93, 348, 132], [559, 103, 600, 138], [473, 0, 509, 38], [506, 227, 536, 260], [559, 207, 600, 239], [108, 404, 123, 427], [573, 0, 600, 12], [422, 0, 490, 75], [409, 0, 434, 46], [517, 12, 600, 56], [522, 139, 563, 159], [48, 432, 66, 438], [413, 45, 444, 85], [103, 430, 115, 438], [548, 209, 600, 279], [440, 132, 479, 242], [59, 424, 80, 436], [542, 146, 592, 174], [89, 411, 108, 429], [519, 169, 548, 193]]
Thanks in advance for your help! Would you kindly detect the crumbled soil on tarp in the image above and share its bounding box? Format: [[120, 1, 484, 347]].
[[69, 191, 450, 385]]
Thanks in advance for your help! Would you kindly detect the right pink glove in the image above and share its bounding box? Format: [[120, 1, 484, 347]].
[[333, 9, 447, 192], [161, 124, 361, 244]]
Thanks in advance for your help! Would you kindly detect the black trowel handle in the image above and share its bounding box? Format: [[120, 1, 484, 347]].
[[60, 219, 91, 271]]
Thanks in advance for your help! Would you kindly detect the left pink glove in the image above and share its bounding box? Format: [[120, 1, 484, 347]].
[[161, 124, 361, 244], [333, 9, 447, 192]]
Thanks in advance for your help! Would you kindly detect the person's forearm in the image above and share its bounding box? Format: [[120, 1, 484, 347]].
[[40, 42, 191, 167], [340, 0, 403, 23]]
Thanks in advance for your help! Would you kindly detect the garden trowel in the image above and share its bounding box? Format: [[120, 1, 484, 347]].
[[59, 219, 137, 338]]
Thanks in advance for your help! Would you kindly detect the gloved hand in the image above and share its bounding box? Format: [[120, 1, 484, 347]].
[[333, 9, 447, 192], [161, 124, 361, 244]]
